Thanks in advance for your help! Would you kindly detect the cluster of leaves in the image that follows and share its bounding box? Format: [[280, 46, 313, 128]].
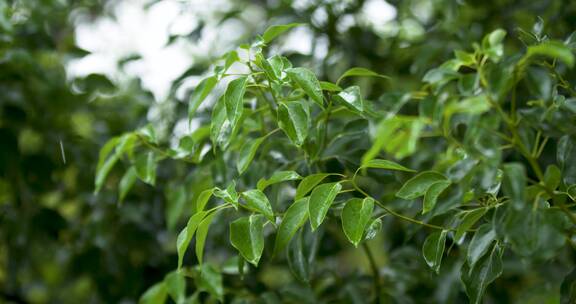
[[97, 21, 576, 303]]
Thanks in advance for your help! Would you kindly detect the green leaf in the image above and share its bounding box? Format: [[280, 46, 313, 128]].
[[461, 243, 504, 304], [544, 164, 561, 190], [278, 101, 309, 146], [287, 230, 311, 283], [309, 182, 342, 230], [224, 76, 248, 128], [396, 171, 447, 200], [196, 211, 218, 266], [197, 264, 224, 302], [364, 218, 382, 241], [96, 136, 119, 173], [118, 166, 137, 204], [164, 271, 185, 303], [363, 116, 425, 161], [237, 136, 266, 174], [360, 159, 415, 172], [273, 197, 309, 256], [177, 211, 207, 270], [241, 189, 275, 222], [422, 180, 451, 214], [214, 182, 239, 209], [341, 198, 374, 247], [165, 184, 187, 231], [188, 76, 217, 121], [210, 96, 231, 150], [261, 23, 303, 44], [257, 170, 301, 191], [134, 151, 156, 186], [422, 230, 447, 273], [230, 214, 266, 266], [455, 208, 488, 241], [336, 67, 389, 85], [195, 188, 214, 214], [295, 173, 334, 200], [334, 86, 364, 113], [320, 81, 342, 92], [467, 224, 497, 269], [95, 151, 119, 194], [524, 41, 575, 67], [286, 67, 323, 107], [502, 163, 526, 209], [139, 281, 167, 304]]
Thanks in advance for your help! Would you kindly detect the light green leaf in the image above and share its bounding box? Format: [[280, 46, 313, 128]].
[[273, 197, 309, 256], [210, 96, 231, 150], [363, 116, 425, 162], [96, 136, 119, 173], [295, 173, 333, 200], [364, 218, 382, 241], [278, 101, 309, 146], [286, 67, 323, 107], [196, 211, 218, 266], [118, 166, 137, 204], [396, 171, 447, 200], [134, 151, 156, 186], [214, 182, 239, 209], [461, 243, 504, 304], [309, 182, 342, 230], [455, 208, 488, 241], [257, 170, 301, 191], [524, 41, 575, 67], [341, 198, 374, 247], [195, 188, 214, 214], [320, 81, 342, 92], [241, 189, 274, 222], [422, 180, 451, 214], [139, 281, 167, 304], [334, 85, 364, 113], [188, 76, 217, 121], [237, 136, 266, 174], [95, 151, 119, 194], [230, 214, 266, 266], [360, 159, 415, 172], [224, 76, 248, 128], [336, 67, 390, 85], [422, 230, 447, 273], [467, 224, 497, 269], [262, 23, 304, 44], [177, 211, 207, 270]]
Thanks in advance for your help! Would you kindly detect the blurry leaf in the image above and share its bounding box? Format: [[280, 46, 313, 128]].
[[309, 182, 342, 230], [502, 163, 526, 209], [364, 218, 382, 241], [195, 188, 214, 214], [461, 243, 504, 304], [422, 181, 451, 214], [396, 171, 447, 200], [135, 152, 156, 186], [189, 76, 217, 121], [287, 230, 311, 283], [164, 271, 185, 303], [139, 281, 167, 304], [360, 159, 415, 172], [237, 136, 266, 174], [230, 214, 266, 266], [95, 149, 119, 193], [295, 173, 333, 200], [467, 224, 496, 269], [278, 101, 309, 146], [320, 81, 342, 92], [363, 116, 425, 161], [177, 211, 207, 270], [523, 41, 575, 67], [257, 170, 302, 191], [224, 77, 248, 128], [262, 23, 303, 44], [544, 164, 561, 190], [274, 197, 309, 256], [214, 182, 239, 209], [196, 211, 218, 266], [341, 198, 374, 247], [561, 267, 576, 304], [165, 184, 187, 231], [334, 86, 363, 113], [241, 189, 275, 222], [118, 166, 137, 204], [455, 208, 488, 241], [197, 264, 224, 301], [286, 68, 323, 107], [422, 230, 447, 273], [336, 67, 389, 85]]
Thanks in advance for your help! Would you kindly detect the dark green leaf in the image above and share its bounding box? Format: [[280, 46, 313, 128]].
[[177, 211, 207, 270], [360, 159, 415, 172], [422, 180, 451, 214], [237, 136, 266, 174], [336, 67, 389, 85], [273, 197, 309, 256], [278, 101, 309, 146], [295, 173, 333, 200], [286, 68, 323, 107], [257, 170, 301, 191], [189, 76, 217, 121], [196, 211, 218, 266], [241, 189, 275, 222], [197, 264, 224, 302], [396, 171, 447, 200], [524, 41, 575, 67], [461, 243, 504, 304], [455, 208, 488, 241], [320, 81, 342, 92], [422, 230, 447, 273], [164, 271, 185, 303], [224, 76, 248, 128], [502, 163, 526, 209], [230, 215, 266, 266], [467, 224, 497, 269]]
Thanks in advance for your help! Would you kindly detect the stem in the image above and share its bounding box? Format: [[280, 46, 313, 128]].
[[362, 242, 382, 304]]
